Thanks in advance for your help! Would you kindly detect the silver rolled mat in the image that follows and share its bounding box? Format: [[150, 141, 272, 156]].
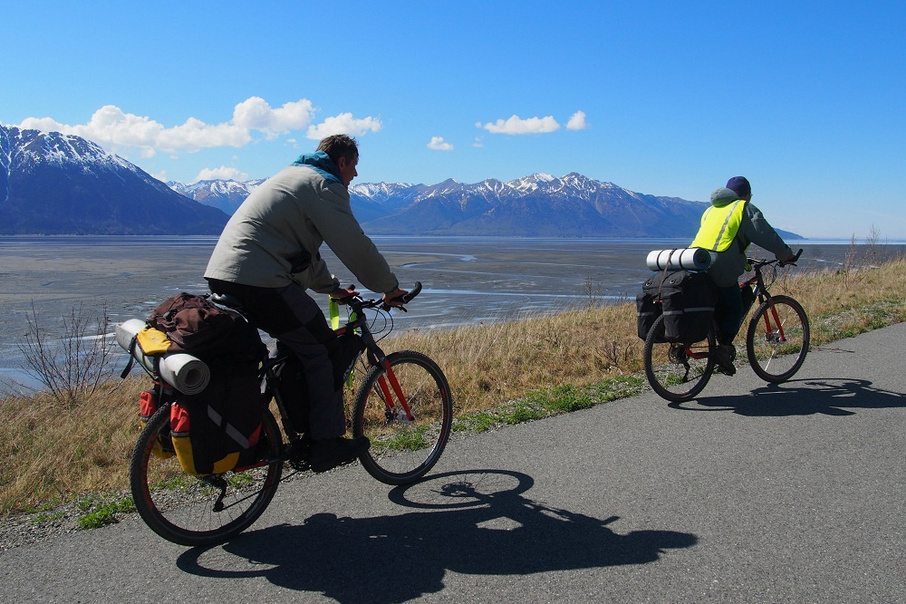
[[646, 247, 712, 271]]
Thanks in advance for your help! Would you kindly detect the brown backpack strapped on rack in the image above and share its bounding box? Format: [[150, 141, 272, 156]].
[[148, 292, 261, 358]]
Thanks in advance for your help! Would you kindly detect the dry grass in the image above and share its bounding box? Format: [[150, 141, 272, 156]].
[[379, 303, 642, 417], [0, 377, 145, 516], [2, 256, 905, 517]]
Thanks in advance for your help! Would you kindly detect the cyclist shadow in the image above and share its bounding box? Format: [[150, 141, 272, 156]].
[[176, 469, 697, 603], [674, 377, 906, 417]]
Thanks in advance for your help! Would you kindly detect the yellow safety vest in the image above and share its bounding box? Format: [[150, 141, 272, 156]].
[[690, 200, 748, 252]]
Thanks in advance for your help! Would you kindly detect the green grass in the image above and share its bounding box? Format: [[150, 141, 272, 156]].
[[450, 375, 646, 434], [75, 494, 135, 529]]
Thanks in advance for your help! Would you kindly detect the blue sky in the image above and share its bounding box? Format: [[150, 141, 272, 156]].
[[2, 1, 904, 239]]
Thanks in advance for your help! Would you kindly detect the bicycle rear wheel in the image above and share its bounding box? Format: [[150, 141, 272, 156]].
[[746, 295, 810, 383], [352, 350, 453, 485], [643, 315, 716, 402], [129, 405, 283, 547]]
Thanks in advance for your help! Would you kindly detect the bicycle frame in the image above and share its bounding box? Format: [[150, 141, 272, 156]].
[[261, 290, 419, 461], [336, 298, 416, 423], [745, 260, 789, 345]]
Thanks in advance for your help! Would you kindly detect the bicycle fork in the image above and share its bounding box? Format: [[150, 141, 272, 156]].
[[760, 298, 787, 343], [377, 360, 415, 423]]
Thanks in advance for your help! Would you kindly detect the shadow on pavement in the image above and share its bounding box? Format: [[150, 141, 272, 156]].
[[176, 469, 697, 603], [671, 377, 906, 416]]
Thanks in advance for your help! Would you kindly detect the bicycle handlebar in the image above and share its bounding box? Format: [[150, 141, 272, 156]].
[[345, 282, 423, 312], [400, 281, 423, 304], [785, 248, 804, 265], [748, 248, 803, 269]]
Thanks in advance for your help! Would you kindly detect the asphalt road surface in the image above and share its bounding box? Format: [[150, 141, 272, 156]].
[[2, 323, 904, 603]]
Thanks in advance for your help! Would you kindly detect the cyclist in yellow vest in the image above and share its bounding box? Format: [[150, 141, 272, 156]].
[[691, 176, 795, 375]]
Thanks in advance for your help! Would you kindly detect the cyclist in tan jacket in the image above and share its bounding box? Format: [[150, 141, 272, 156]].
[[205, 134, 406, 471]]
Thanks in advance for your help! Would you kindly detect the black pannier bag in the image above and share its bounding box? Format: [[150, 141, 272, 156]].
[[273, 335, 366, 436], [637, 270, 716, 343], [636, 276, 663, 340], [169, 358, 266, 475], [660, 270, 716, 343]]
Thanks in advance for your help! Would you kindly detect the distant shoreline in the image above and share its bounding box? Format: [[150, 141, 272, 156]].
[[2, 234, 905, 245]]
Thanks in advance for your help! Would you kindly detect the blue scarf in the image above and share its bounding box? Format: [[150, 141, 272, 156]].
[[292, 151, 342, 184]]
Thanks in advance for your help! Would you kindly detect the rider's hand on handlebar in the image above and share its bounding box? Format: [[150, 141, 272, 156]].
[[382, 287, 409, 309], [778, 249, 801, 267], [330, 285, 360, 305]]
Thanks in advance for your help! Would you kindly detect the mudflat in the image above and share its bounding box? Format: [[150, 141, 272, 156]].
[[2, 235, 899, 391]]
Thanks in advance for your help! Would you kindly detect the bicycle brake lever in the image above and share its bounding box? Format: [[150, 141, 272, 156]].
[[382, 302, 408, 312]]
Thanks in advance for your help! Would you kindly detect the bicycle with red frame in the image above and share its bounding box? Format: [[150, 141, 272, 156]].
[[129, 282, 453, 546], [643, 250, 809, 402]]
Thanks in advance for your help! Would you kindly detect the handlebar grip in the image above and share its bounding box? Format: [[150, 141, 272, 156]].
[[402, 282, 422, 303], [781, 249, 803, 267]]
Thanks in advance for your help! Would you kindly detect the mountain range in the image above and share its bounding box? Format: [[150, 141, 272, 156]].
[[174, 173, 724, 238], [1, 124, 800, 239]]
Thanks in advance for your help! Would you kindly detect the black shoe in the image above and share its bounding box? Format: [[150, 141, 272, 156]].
[[714, 344, 736, 376], [308, 436, 370, 472]]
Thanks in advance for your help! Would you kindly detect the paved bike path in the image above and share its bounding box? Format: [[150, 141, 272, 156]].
[[2, 323, 905, 603]]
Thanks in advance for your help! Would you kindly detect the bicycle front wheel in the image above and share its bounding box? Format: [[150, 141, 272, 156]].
[[129, 405, 283, 547], [352, 350, 453, 485], [746, 295, 810, 383], [643, 315, 716, 402]]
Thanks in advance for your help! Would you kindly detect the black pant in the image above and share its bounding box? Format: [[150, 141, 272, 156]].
[[207, 279, 344, 440], [714, 284, 744, 346], [714, 283, 756, 345]]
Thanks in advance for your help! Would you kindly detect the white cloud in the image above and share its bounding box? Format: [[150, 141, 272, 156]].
[[306, 112, 383, 140], [19, 104, 248, 156], [14, 97, 379, 158], [566, 110, 588, 131], [156, 117, 251, 153], [232, 97, 314, 137], [427, 136, 454, 151], [193, 166, 248, 182], [477, 114, 561, 135]]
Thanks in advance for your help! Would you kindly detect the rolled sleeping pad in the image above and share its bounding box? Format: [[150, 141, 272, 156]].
[[646, 248, 712, 271], [115, 319, 211, 395]]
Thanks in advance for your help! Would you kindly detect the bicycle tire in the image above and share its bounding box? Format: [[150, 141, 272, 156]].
[[129, 404, 283, 547], [352, 350, 453, 485], [746, 295, 810, 383], [643, 315, 716, 402]]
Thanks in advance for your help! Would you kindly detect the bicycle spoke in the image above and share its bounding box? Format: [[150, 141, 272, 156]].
[[644, 316, 715, 402], [746, 295, 809, 383], [353, 351, 453, 485], [130, 407, 283, 546]]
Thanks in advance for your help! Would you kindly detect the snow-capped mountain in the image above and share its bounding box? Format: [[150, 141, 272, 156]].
[[0, 124, 228, 235], [172, 171, 712, 238], [169, 178, 265, 215], [346, 172, 711, 237]]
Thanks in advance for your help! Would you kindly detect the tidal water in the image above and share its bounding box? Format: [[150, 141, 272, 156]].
[[1, 235, 902, 393]]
